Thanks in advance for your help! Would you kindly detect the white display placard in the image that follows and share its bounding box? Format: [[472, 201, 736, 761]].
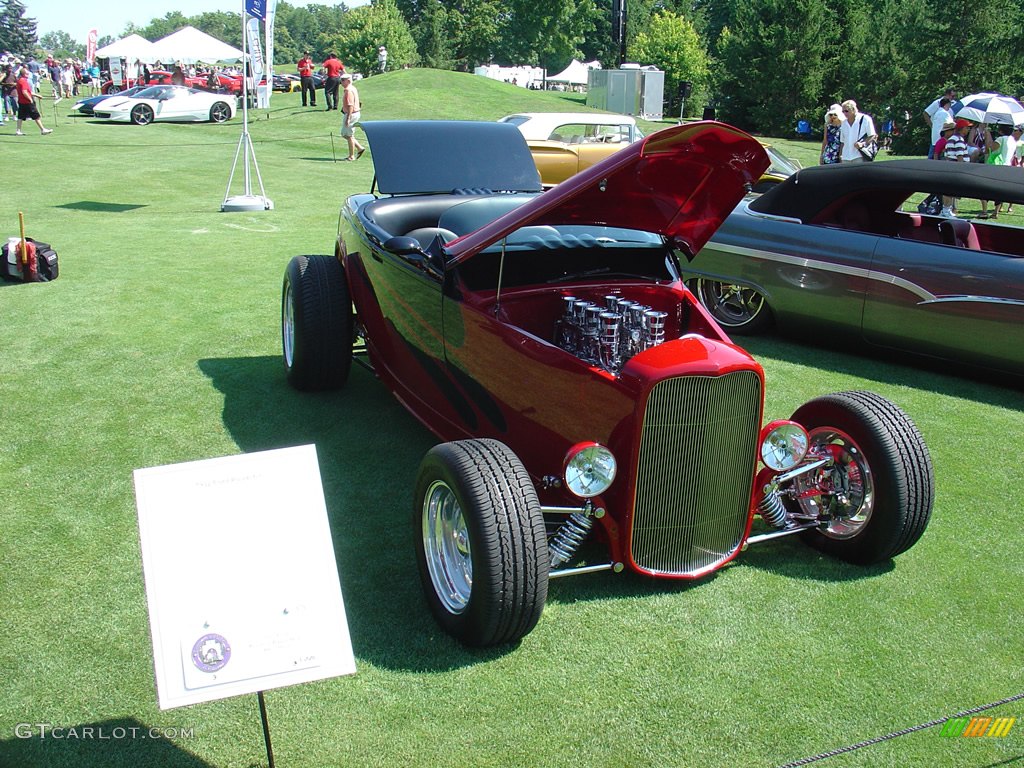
[[134, 445, 356, 710]]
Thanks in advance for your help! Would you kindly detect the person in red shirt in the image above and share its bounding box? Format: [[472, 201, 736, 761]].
[[321, 53, 344, 111], [297, 50, 316, 107], [15, 67, 52, 136]]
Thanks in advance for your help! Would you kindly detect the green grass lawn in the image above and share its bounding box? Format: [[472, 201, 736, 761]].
[[1, 69, 1022, 768]]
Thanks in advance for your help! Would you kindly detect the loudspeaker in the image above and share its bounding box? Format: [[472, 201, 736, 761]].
[[678, 81, 692, 99]]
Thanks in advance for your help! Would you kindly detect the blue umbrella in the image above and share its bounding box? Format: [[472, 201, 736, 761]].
[[952, 92, 1024, 126]]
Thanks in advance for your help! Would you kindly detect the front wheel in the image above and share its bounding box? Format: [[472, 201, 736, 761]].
[[791, 391, 934, 564], [691, 278, 771, 334], [130, 104, 154, 125], [281, 255, 353, 391], [209, 101, 231, 123], [414, 439, 549, 647]]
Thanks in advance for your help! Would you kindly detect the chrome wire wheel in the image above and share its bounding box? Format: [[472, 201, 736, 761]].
[[422, 480, 472, 615], [282, 281, 296, 369], [694, 279, 769, 332], [796, 427, 874, 539]]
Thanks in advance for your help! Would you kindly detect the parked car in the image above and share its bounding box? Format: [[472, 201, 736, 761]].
[[281, 120, 934, 647], [100, 70, 173, 94], [273, 73, 301, 92], [92, 85, 237, 125], [753, 142, 802, 192], [72, 85, 146, 115], [500, 112, 644, 187], [686, 159, 1024, 377]]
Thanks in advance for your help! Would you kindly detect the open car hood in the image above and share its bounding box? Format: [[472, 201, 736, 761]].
[[445, 121, 770, 265]]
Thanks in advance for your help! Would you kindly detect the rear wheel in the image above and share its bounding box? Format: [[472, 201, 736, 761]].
[[209, 101, 231, 123], [130, 104, 154, 125], [692, 278, 771, 334], [792, 391, 934, 564], [281, 255, 353, 391], [414, 439, 549, 647]]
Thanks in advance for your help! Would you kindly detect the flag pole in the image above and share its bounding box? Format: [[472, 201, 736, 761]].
[[222, 0, 273, 212]]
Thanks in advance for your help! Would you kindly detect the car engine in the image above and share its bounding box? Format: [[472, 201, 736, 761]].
[[555, 294, 669, 375]]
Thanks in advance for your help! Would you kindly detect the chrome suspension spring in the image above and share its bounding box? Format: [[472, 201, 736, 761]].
[[549, 511, 595, 568], [758, 486, 788, 529]]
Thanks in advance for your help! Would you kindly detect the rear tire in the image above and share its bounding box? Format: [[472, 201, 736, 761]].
[[414, 439, 549, 647], [209, 101, 231, 123], [792, 391, 934, 564], [281, 255, 353, 391]]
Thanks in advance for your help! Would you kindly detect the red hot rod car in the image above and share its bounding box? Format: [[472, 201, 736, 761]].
[[281, 120, 934, 647]]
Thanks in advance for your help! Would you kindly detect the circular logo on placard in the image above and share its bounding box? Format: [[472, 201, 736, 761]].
[[191, 633, 231, 673]]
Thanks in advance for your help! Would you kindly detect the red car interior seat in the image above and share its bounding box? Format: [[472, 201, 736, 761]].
[[938, 219, 980, 250]]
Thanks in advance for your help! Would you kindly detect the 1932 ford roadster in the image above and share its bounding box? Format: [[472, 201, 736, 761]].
[[281, 120, 934, 647]]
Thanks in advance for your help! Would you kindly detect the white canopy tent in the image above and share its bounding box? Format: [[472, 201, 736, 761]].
[[547, 59, 601, 85], [93, 34, 157, 63], [147, 26, 244, 65]]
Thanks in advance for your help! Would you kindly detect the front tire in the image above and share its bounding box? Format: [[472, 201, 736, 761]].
[[281, 255, 353, 391], [130, 104, 154, 125], [209, 101, 231, 123], [692, 278, 771, 334], [414, 440, 549, 647], [791, 391, 934, 564]]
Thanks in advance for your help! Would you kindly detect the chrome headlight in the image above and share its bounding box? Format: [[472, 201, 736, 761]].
[[564, 442, 617, 498], [759, 420, 810, 472]]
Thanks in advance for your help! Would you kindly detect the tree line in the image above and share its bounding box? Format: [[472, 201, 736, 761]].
[[6, 0, 1023, 152]]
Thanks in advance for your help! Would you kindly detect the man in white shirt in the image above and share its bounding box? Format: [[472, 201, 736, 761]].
[[928, 97, 954, 159], [839, 100, 877, 163]]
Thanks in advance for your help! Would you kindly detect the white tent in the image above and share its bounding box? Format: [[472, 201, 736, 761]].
[[94, 34, 157, 63], [147, 26, 244, 65], [548, 59, 601, 85]]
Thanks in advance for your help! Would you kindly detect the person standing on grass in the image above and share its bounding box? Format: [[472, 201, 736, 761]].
[[940, 118, 971, 218], [339, 73, 365, 161], [14, 67, 52, 136], [322, 52, 344, 111], [839, 100, 877, 163], [297, 51, 316, 107]]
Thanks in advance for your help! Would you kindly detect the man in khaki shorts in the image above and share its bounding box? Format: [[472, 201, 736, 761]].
[[340, 73, 365, 161]]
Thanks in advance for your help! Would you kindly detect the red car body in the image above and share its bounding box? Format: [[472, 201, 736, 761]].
[[281, 120, 934, 647]]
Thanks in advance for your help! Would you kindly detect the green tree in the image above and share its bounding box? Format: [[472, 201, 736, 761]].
[[414, 0, 455, 70], [716, 0, 836, 133], [0, 0, 37, 57], [137, 12, 191, 43], [192, 11, 242, 49], [495, 0, 598, 70], [331, 0, 417, 75], [39, 30, 83, 59], [628, 9, 709, 118]]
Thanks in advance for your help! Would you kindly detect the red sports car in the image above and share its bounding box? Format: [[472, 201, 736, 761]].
[[281, 120, 934, 647]]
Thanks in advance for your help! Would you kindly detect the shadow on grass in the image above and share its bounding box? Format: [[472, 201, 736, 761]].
[[55, 201, 147, 213], [740, 334, 1024, 404], [0, 717, 215, 768]]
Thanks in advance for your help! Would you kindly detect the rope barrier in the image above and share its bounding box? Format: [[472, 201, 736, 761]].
[[776, 690, 1024, 767]]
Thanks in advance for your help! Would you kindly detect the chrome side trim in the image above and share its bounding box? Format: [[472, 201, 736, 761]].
[[705, 242, 1024, 308]]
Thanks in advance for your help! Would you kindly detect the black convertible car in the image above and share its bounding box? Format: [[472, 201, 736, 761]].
[[686, 160, 1024, 378]]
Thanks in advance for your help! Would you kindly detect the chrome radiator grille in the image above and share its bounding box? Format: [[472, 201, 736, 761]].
[[631, 372, 762, 575]]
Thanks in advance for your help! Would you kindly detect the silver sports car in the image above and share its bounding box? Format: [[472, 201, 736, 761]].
[[686, 160, 1024, 378], [92, 85, 236, 125]]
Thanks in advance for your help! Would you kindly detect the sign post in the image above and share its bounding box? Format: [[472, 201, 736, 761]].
[[134, 445, 356, 761]]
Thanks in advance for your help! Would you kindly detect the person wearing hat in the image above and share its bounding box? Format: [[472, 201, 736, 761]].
[[339, 73, 365, 161], [820, 103, 843, 164], [932, 117, 956, 160], [377, 46, 388, 75], [939, 118, 972, 217], [297, 50, 316, 107]]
